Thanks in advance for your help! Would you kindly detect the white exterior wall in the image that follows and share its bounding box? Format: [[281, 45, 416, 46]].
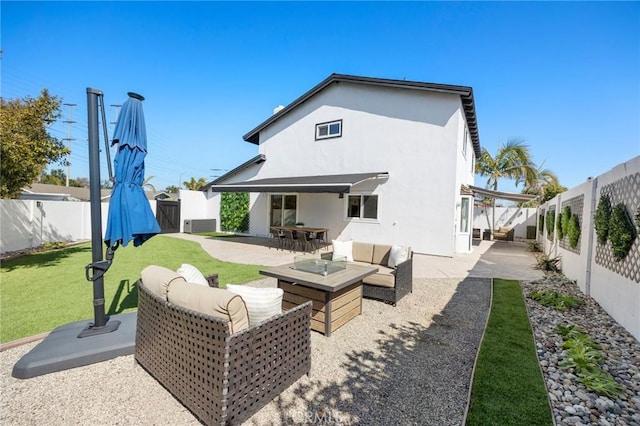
[[179, 189, 213, 232], [245, 83, 469, 256], [473, 206, 538, 239], [454, 119, 476, 253]]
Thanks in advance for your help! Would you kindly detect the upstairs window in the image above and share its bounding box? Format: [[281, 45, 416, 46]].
[[347, 194, 378, 220], [462, 129, 469, 158], [316, 119, 342, 140]]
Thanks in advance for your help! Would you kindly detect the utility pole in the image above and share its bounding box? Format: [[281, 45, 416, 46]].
[[109, 104, 122, 126], [63, 103, 77, 187]]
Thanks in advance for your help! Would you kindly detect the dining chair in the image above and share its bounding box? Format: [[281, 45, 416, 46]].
[[282, 229, 296, 251], [269, 227, 284, 250], [296, 230, 312, 252], [314, 230, 327, 251]]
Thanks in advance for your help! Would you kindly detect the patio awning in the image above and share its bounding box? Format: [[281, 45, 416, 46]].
[[209, 172, 389, 193], [468, 185, 537, 203]]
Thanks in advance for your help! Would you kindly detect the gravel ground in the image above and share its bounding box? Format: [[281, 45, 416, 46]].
[[1, 276, 491, 426], [522, 274, 640, 426]]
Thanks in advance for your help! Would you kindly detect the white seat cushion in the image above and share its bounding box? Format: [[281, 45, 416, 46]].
[[225, 284, 284, 327]]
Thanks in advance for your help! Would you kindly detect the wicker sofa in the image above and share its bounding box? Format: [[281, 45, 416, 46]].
[[135, 266, 312, 426], [322, 242, 413, 306], [493, 227, 515, 241]]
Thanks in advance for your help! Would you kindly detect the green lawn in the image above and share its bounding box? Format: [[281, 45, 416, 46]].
[[466, 279, 553, 426], [0, 236, 265, 343]]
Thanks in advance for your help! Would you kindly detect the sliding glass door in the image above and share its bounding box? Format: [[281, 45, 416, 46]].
[[270, 194, 298, 226]]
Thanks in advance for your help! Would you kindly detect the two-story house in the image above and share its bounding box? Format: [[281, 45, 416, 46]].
[[203, 73, 481, 256]]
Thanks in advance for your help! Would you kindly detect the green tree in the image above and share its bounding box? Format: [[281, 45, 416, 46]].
[[475, 138, 538, 233], [69, 177, 89, 188], [143, 176, 157, 196], [40, 168, 66, 185], [164, 185, 179, 194], [1, 90, 69, 198], [521, 162, 565, 206], [183, 177, 208, 190]]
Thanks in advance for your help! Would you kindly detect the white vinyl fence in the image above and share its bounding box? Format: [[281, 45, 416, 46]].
[[0, 189, 212, 255], [0, 199, 157, 254], [538, 155, 640, 340]]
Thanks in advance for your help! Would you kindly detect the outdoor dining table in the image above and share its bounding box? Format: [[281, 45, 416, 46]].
[[273, 226, 329, 250]]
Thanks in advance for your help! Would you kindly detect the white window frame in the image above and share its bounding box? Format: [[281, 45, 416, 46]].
[[315, 119, 342, 140], [459, 196, 471, 233], [269, 193, 298, 226], [345, 193, 379, 222], [462, 128, 469, 158]]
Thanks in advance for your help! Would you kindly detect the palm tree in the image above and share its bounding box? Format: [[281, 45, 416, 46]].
[[183, 177, 208, 190], [475, 138, 538, 235], [143, 175, 157, 197], [521, 162, 565, 206]]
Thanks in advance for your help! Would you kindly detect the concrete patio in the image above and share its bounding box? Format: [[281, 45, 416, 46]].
[[168, 233, 544, 281]]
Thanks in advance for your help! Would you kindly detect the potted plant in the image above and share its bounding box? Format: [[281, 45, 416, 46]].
[[295, 222, 305, 228]]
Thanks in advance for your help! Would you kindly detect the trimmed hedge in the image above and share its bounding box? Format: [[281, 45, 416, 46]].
[[609, 203, 636, 261], [546, 210, 555, 240], [594, 195, 611, 245], [568, 214, 581, 249]]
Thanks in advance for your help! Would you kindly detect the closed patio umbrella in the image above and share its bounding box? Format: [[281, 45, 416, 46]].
[[104, 92, 160, 248]]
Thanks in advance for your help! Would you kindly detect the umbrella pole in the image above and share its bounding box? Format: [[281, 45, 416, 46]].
[[79, 88, 120, 338]]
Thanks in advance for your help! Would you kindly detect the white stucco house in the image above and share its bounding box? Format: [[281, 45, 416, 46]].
[[203, 73, 482, 256]]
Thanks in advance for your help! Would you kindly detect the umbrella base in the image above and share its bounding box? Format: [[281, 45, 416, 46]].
[[11, 312, 136, 379], [77, 319, 121, 338]]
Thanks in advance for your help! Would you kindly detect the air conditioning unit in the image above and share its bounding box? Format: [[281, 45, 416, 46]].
[[183, 219, 216, 234]]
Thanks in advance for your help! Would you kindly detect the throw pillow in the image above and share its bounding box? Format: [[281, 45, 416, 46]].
[[225, 284, 284, 327], [332, 239, 353, 262], [177, 263, 209, 287], [388, 245, 411, 268]]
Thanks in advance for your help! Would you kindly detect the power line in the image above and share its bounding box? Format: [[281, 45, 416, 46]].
[[63, 103, 77, 186]]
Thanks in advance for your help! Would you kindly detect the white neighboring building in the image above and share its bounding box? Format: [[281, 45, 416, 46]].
[[204, 74, 481, 256]]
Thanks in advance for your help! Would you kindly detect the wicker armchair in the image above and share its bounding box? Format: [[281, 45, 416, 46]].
[[135, 273, 312, 426]]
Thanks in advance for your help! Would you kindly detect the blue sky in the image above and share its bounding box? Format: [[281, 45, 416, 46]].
[[2, 1, 639, 192]]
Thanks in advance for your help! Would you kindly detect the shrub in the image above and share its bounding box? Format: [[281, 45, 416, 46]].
[[546, 210, 555, 239], [556, 212, 564, 240], [535, 254, 561, 272], [527, 240, 541, 252], [555, 323, 622, 398], [568, 214, 581, 249], [594, 195, 611, 245], [609, 203, 636, 261], [561, 206, 572, 237], [529, 290, 580, 311]]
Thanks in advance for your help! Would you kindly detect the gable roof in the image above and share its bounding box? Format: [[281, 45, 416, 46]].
[[202, 154, 266, 190], [243, 73, 481, 158]]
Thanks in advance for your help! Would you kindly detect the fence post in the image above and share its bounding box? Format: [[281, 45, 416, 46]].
[[584, 177, 598, 296]]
